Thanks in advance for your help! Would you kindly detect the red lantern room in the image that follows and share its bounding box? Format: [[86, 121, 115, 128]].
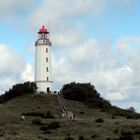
[[35, 26, 51, 46], [38, 26, 49, 34]]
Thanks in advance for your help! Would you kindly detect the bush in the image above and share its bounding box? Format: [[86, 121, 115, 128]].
[[119, 135, 133, 140], [79, 111, 84, 114], [109, 106, 140, 119], [91, 135, 97, 139], [86, 98, 111, 109], [61, 82, 100, 102], [40, 126, 48, 131], [32, 119, 43, 125], [0, 129, 5, 137], [45, 110, 55, 118], [121, 130, 133, 136], [22, 111, 55, 119], [64, 136, 75, 140], [119, 129, 133, 140], [112, 115, 116, 119], [22, 112, 44, 117], [114, 128, 119, 134], [95, 118, 104, 123], [61, 82, 111, 109], [47, 121, 61, 129], [134, 129, 140, 134], [79, 136, 85, 140], [0, 82, 37, 103]]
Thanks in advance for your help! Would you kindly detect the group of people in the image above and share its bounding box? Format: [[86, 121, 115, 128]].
[[60, 106, 75, 120]]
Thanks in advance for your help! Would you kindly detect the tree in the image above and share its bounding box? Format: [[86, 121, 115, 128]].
[[127, 107, 136, 112], [0, 82, 37, 103], [61, 82, 100, 102], [60, 82, 111, 109]]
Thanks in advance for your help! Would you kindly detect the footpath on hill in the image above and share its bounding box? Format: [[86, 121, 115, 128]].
[[57, 94, 75, 120]]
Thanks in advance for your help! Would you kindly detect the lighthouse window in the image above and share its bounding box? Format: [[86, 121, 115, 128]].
[[46, 67, 49, 72], [46, 57, 48, 62], [46, 48, 48, 52], [47, 77, 49, 81]]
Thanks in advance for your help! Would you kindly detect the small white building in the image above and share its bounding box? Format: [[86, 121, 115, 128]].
[[35, 26, 53, 93]]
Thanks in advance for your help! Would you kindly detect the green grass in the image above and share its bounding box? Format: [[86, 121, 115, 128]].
[[0, 93, 140, 140], [67, 99, 112, 119]]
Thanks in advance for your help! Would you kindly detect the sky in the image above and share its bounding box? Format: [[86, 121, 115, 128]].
[[0, 0, 140, 112]]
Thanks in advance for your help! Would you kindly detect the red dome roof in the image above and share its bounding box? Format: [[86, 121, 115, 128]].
[[38, 26, 49, 34]]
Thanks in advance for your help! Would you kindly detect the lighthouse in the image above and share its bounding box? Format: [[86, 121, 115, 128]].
[[35, 26, 53, 93]]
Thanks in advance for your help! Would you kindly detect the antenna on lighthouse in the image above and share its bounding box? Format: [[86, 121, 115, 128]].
[[48, 19, 51, 38]]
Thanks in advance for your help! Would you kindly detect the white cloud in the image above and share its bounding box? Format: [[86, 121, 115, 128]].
[[0, 44, 35, 94], [0, 44, 26, 93], [106, 92, 127, 101], [51, 35, 140, 111], [0, 45, 25, 76], [29, 0, 107, 32], [0, 0, 37, 25], [21, 63, 34, 82]]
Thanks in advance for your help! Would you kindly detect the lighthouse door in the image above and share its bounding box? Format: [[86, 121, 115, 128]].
[[47, 87, 50, 93]]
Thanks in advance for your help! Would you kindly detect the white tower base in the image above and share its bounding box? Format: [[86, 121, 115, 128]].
[[36, 81, 52, 93]]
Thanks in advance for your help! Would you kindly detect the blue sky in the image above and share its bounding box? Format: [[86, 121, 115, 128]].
[[0, 0, 140, 112]]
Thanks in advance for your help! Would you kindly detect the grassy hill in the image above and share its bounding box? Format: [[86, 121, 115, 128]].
[[0, 94, 60, 140], [0, 93, 140, 140], [0, 82, 140, 140]]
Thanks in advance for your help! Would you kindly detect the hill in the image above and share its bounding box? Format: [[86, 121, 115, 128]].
[[61, 82, 140, 119], [0, 82, 140, 140]]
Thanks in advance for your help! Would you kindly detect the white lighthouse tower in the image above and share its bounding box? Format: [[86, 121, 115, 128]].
[[35, 26, 53, 93]]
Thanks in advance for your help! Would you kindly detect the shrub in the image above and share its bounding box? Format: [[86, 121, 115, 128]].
[[79, 111, 84, 114], [61, 82, 111, 109], [32, 119, 43, 125], [134, 129, 140, 134], [9, 130, 18, 136], [64, 136, 75, 140], [0, 82, 37, 103], [91, 135, 97, 139], [38, 136, 49, 140], [95, 118, 104, 123], [119, 135, 133, 140], [40, 126, 48, 131], [112, 115, 116, 119], [114, 128, 119, 134], [46, 110, 55, 118], [22, 112, 44, 117], [47, 121, 61, 129], [79, 136, 85, 140], [61, 82, 100, 102], [109, 106, 140, 119], [22, 111, 55, 119], [0, 129, 5, 137], [119, 129, 134, 140], [121, 130, 133, 136], [40, 126, 51, 134]]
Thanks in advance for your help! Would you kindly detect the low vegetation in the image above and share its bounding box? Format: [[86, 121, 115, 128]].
[[61, 82, 140, 119], [0, 81, 37, 103]]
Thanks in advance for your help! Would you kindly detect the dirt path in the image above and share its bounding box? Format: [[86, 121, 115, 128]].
[[57, 94, 75, 119]]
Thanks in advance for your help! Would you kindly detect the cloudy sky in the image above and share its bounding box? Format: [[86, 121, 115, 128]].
[[0, 0, 140, 111]]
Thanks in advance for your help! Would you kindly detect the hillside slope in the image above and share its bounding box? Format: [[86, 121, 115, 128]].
[[0, 94, 59, 140], [0, 93, 140, 140]]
